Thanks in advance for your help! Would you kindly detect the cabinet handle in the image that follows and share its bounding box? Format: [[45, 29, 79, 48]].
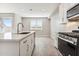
[[23, 40, 27, 44], [27, 44, 29, 51], [31, 40, 32, 44]]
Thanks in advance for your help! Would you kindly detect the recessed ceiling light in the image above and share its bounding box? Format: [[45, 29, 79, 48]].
[[41, 9, 46, 12], [29, 9, 32, 11]]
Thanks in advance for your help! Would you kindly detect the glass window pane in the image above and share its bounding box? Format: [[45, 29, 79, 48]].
[[30, 19, 42, 30], [3, 18, 12, 27], [2, 17, 13, 33], [31, 20, 36, 27], [37, 19, 42, 27]]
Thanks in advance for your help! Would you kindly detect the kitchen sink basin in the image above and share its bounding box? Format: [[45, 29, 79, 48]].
[[19, 32, 30, 34]]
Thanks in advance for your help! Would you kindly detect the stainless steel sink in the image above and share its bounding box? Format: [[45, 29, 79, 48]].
[[19, 32, 30, 34]]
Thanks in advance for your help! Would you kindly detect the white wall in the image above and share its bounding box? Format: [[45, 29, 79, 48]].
[[22, 17, 50, 37], [13, 14, 22, 33], [49, 7, 60, 48]]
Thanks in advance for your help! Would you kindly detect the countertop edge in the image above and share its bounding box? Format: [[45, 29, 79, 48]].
[[0, 31, 35, 42]]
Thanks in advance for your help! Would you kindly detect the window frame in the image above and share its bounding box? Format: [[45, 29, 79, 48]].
[[30, 19, 42, 30]]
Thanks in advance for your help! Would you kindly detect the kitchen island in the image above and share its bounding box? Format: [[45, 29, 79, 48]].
[[0, 31, 35, 56]]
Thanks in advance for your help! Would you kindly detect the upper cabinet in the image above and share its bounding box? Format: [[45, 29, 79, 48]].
[[59, 3, 68, 24], [66, 3, 77, 11], [59, 3, 77, 23]]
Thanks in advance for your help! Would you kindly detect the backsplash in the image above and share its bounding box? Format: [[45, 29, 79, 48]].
[[65, 22, 79, 32]]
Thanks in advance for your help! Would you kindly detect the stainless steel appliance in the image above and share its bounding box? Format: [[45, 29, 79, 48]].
[[67, 4, 79, 21], [58, 32, 79, 56], [58, 33, 77, 45]]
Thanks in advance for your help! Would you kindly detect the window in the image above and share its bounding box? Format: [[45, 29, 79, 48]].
[[3, 18, 12, 27], [0, 17, 13, 33], [30, 19, 42, 30]]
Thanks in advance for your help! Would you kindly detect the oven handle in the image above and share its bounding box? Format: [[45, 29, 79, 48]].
[[58, 36, 77, 45]]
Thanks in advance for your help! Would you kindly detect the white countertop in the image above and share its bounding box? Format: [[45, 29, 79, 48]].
[[0, 31, 35, 42]]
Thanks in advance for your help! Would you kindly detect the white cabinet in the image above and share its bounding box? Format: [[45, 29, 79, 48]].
[[25, 35, 32, 56], [20, 33, 35, 56], [66, 3, 77, 11], [20, 37, 28, 56], [59, 3, 68, 24], [29, 34, 35, 55]]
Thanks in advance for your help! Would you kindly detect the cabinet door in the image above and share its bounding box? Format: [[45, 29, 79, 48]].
[[26, 37, 32, 56], [30, 34, 35, 55], [66, 3, 77, 11], [20, 33, 35, 56], [20, 37, 32, 56], [59, 4, 67, 23], [20, 38, 28, 56], [26, 34, 34, 56]]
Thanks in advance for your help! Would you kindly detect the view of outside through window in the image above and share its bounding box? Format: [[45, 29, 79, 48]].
[[30, 19, 42, 30], [0, 17, 12, 33]]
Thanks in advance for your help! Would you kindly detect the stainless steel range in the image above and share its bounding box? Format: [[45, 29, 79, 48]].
[[58, 32, 79, 56], [58, 32, 77, 45]]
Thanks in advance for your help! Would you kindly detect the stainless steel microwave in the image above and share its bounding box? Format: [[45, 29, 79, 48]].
[[67, 4, 79, 21]]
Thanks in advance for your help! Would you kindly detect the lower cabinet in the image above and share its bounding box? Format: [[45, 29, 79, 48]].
[[58, 37, 76, 56], [20, 38, 28, 56], [20, 34, 35, 56]]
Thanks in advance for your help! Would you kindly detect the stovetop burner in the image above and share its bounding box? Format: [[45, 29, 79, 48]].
[[59, 32, 79, 38], [58, 32, 78, 45]]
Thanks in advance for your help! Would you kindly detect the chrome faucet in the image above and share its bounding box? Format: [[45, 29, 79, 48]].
[[17, 23, 24, 34]]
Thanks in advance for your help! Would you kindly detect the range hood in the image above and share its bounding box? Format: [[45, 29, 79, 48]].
[[67, 4, 79, 21]]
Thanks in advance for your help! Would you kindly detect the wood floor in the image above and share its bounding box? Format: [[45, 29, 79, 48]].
[[33, 37, 62, 56]]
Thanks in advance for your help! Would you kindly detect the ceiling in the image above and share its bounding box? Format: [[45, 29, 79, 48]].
[[0, 3, 59, 17]]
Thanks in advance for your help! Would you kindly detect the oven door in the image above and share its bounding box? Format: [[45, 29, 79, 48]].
[[58, 37, 76, 56]]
